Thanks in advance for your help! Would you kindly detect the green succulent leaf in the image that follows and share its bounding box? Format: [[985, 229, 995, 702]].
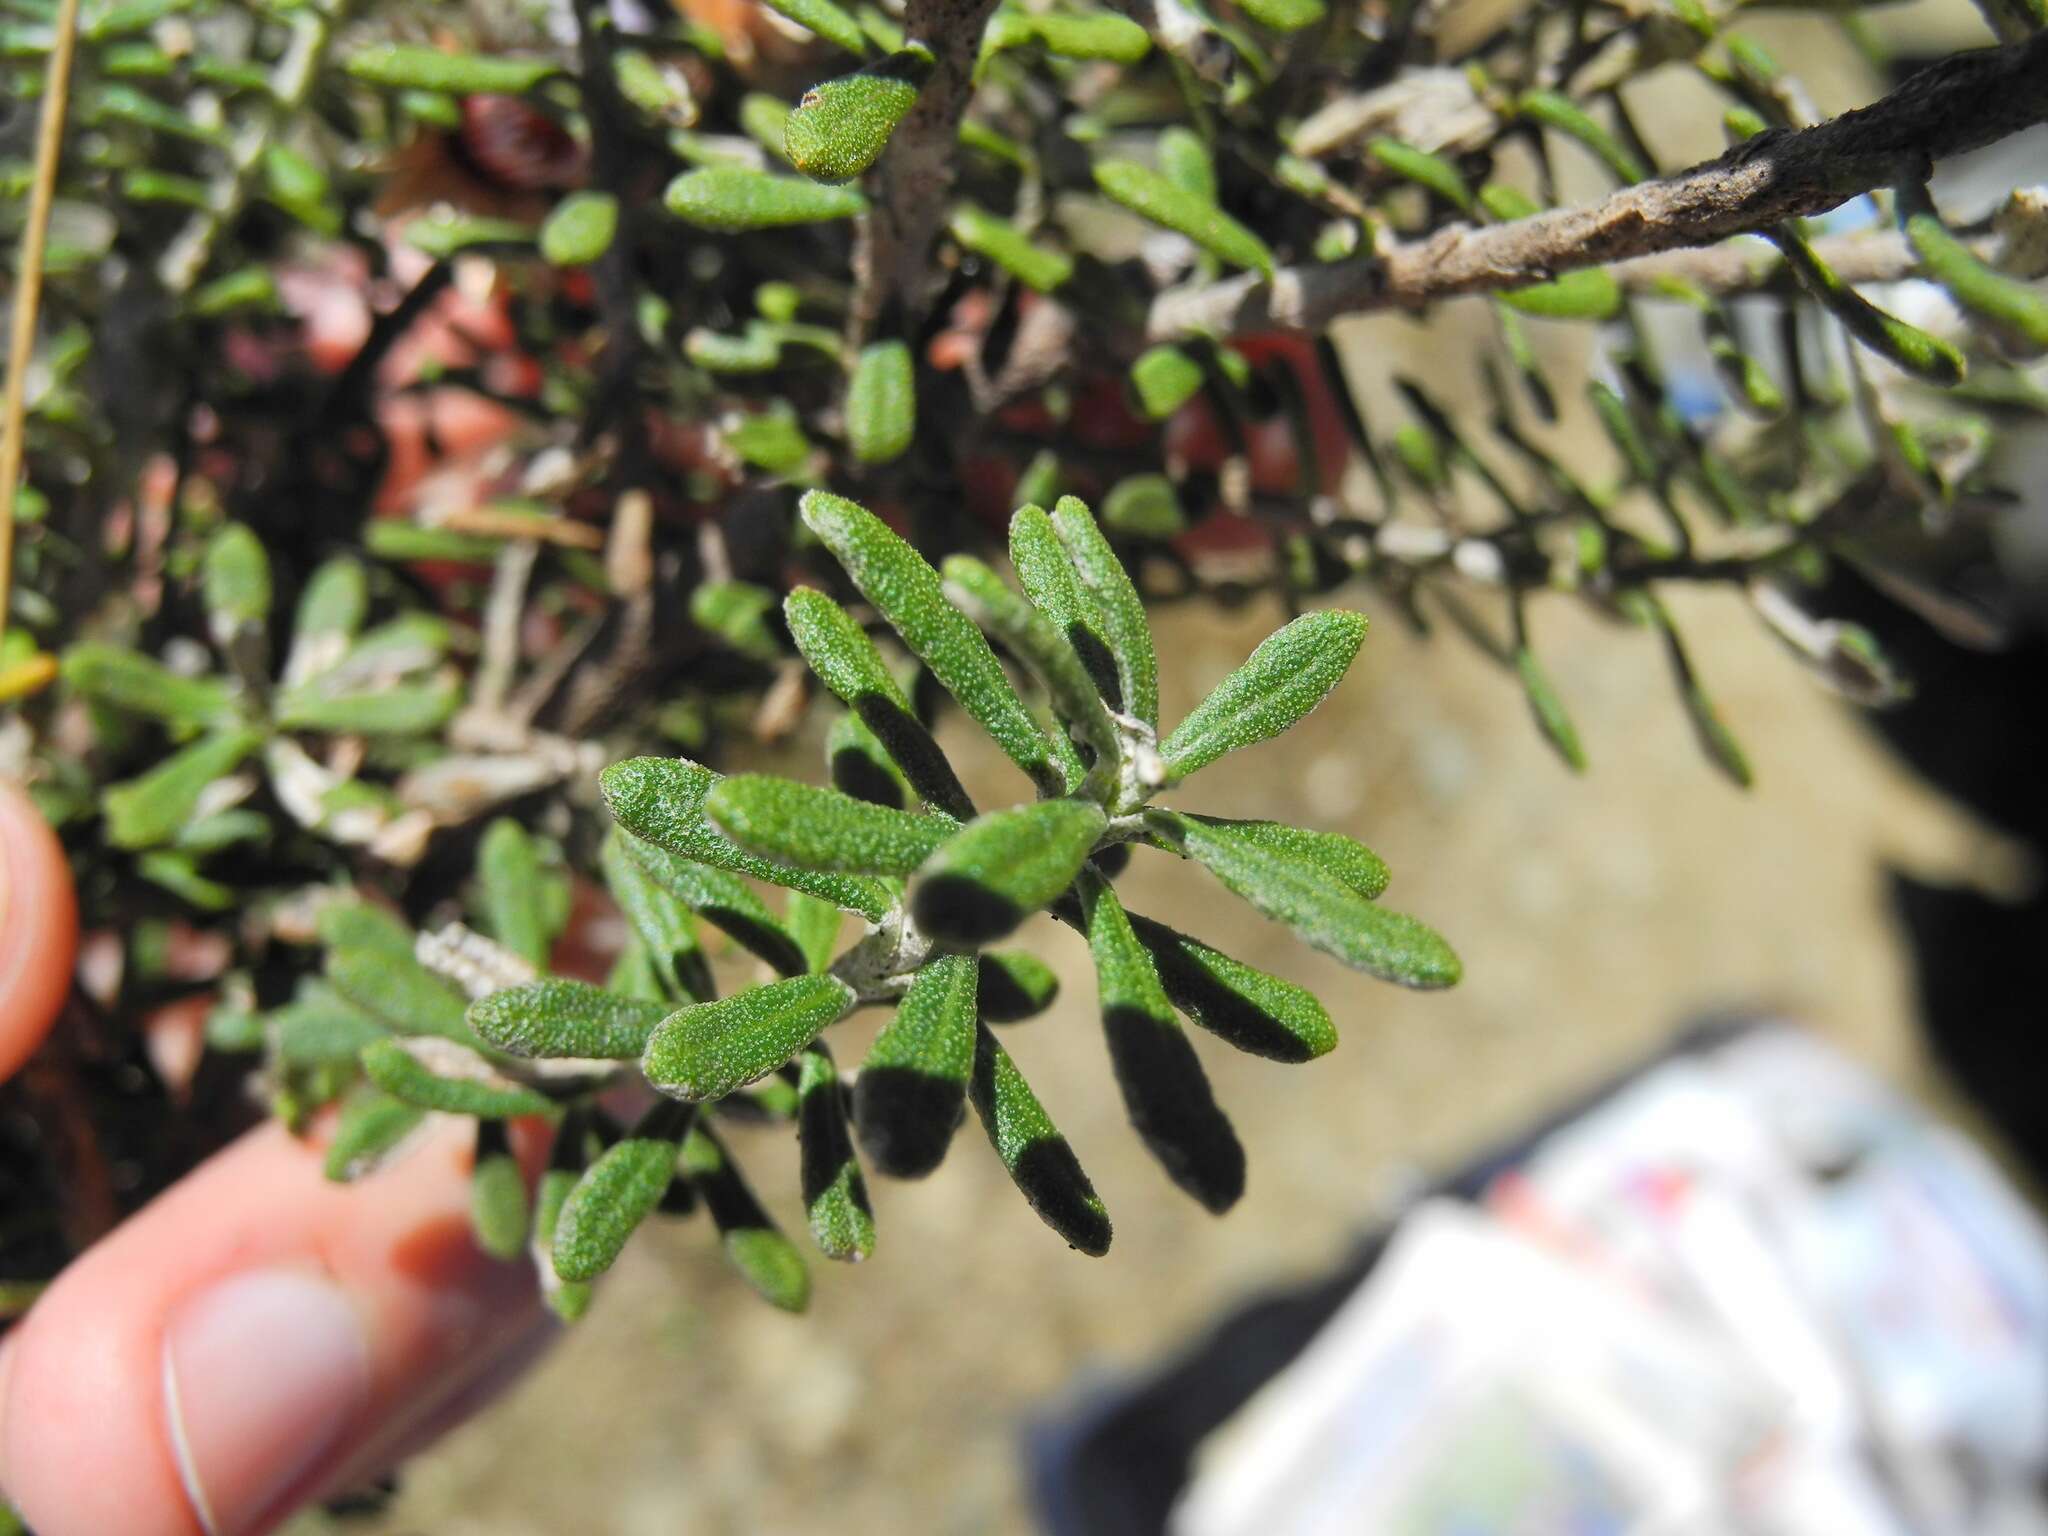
[[1179, 815, 1389, 900], [1157, 126, 1216, 201], [826, 710, 913, 809], [939, 556, 1119, 779], [977, 951, 1060, 1022], [201, 522, 271, 638], [1160, 610, 1366, 781], [274, 982, 389, 1066], [316, 900, 414, 958], [1906, 208, 2048, 354], [969, 1023, 1111, 1254], [1147, 810, 1461, 987], [1130, 346, 1206, 420], [785, 60, 923, 183], [1001, 8, 1150, 60], [800, 492, 1066, 796], [539, 191, 620, 267], [62, 643, 240, 732], [469, 979, 667, 1060], [1008, 505, 1122, 712], [785, 891, 845, 974], [360, 1037, 556, 1119], [102, 727, 263, 850], [1498, 268, 1623, 320], [1079, 873, 1244, 1213], [643, 973, 857, 1102], [911, 798, 1107, 945], [948, 204, 1074, 293], [1099, 474, 1187, 539], [1514, 90, 1647, 184], [797, 1042, 875, 1260], [288, 558, 368, 661], [1236, 0, 1324, 31], [665, 167, 868, 230], [1770, 224, 1965, 386], [326, 946, 477, 1043], [323, 1090, 427, 1183], [853, 952, 976, 1177], [1049, 497, 1158, 727], [471, 1120, 531, 1261], [846, 339, 917, 464], [1092, 159, 1275, 276], [620, 829, 815, 977], [533, 1130, 595, 1320], [1366, 137, 1472, 213], [600, 831, 713, 1001], [601, 755, 894, 922], [1127, 912, 1335, 1062], [681, 1125, 812, 1311], [1514, 647, 1587, 773], [785, 587, 974, 819], [760, 0, 869, 53], [345, 44, 560, 95], [552, 1100, 693, 1282], [706, 774, 953, 875], [478, 818, 552, 968], [274, 676, 461, 736]]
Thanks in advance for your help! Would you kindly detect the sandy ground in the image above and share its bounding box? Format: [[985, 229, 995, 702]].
[[320, 571, 2001, 1536]]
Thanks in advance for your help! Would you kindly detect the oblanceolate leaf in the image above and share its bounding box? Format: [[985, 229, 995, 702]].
[[286, 557, 367, 681], [1127, 912, 1335, 1062], [62, 643, 240, 732], [1235, 0, 1323, 32], [1514, 647, 1587, 773], [102, 727, 263, 849], [642, 973, 857, 1102], [600, 831, 713, 1001], [1366, 137, 1472, 212], [274, 675, 461, 736], [360, 1036, 556, 1119], [911, 798, 1107, 945], [471, 1120, 530, 1261], [681, 1125, 812, 1311], [1008, 505, 1121, 711], [978, 951, 1059, 1022], [1906, 208, 2048, 353], [1050, 497, 1158, 727], [664, 166, 868, 230], [1156, 126, 1215, 201], [326, 946, 478, 1042], [323, 1090, 427, 1182], [621, 829, 813, 977], [1079, 874, 1244, 1213], [800, 492, 1066, 796], [1099, 474, 1186, 539], [315, 900, 414, 957], [797, 1041, 874, 1260], [846, 339, 916, 464], [1180, 815, 1389, 900], [785, 891, 844, 974], [827, 709, 913, 809], [785, 587, 974, 818], [785, 62, 922, 183], [201, 522, 271, 639], [1092, 160, 1274, 276], [1770, 224, 1965, 386], [532, 1131, 595, 1320], [948, 204, 1074, 293], [706, 774, 953, 875], [345, 44, 559, 95], [469, 978, 667, 1059], [552, 1100, 693, 1282], [760, 0, 868, 54], [273, 982, 388, 1065], [539, 191, 619, 267], [1148, 810, 1461, 987], [601, 755, 893, 921], [853, 952, 976, 1176], [1130, 346, 1205, 420], [969, 1023, 1110, 1254], [1160, 610, 1367, 781], [478, 818, 552, 967], [939, 556, 1119, 776]]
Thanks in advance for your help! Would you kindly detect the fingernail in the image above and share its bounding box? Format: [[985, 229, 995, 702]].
[[163, 1269, 372, 1536]]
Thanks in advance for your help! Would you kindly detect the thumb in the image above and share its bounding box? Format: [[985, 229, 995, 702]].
[[0, 780, 78, 1082]]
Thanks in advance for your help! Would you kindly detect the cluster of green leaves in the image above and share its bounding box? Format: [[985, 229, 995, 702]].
[[229, 491, 1455, 1309]]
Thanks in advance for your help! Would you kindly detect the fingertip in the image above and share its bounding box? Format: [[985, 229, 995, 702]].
[[0, 782, 78, 1081]]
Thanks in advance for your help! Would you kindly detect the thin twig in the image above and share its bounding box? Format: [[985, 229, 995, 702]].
[[0, 0, 82, 648], [1149, 31, 2048, 340]]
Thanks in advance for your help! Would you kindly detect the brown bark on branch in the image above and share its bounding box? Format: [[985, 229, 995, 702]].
[[1148, 31, 2048, 341]]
